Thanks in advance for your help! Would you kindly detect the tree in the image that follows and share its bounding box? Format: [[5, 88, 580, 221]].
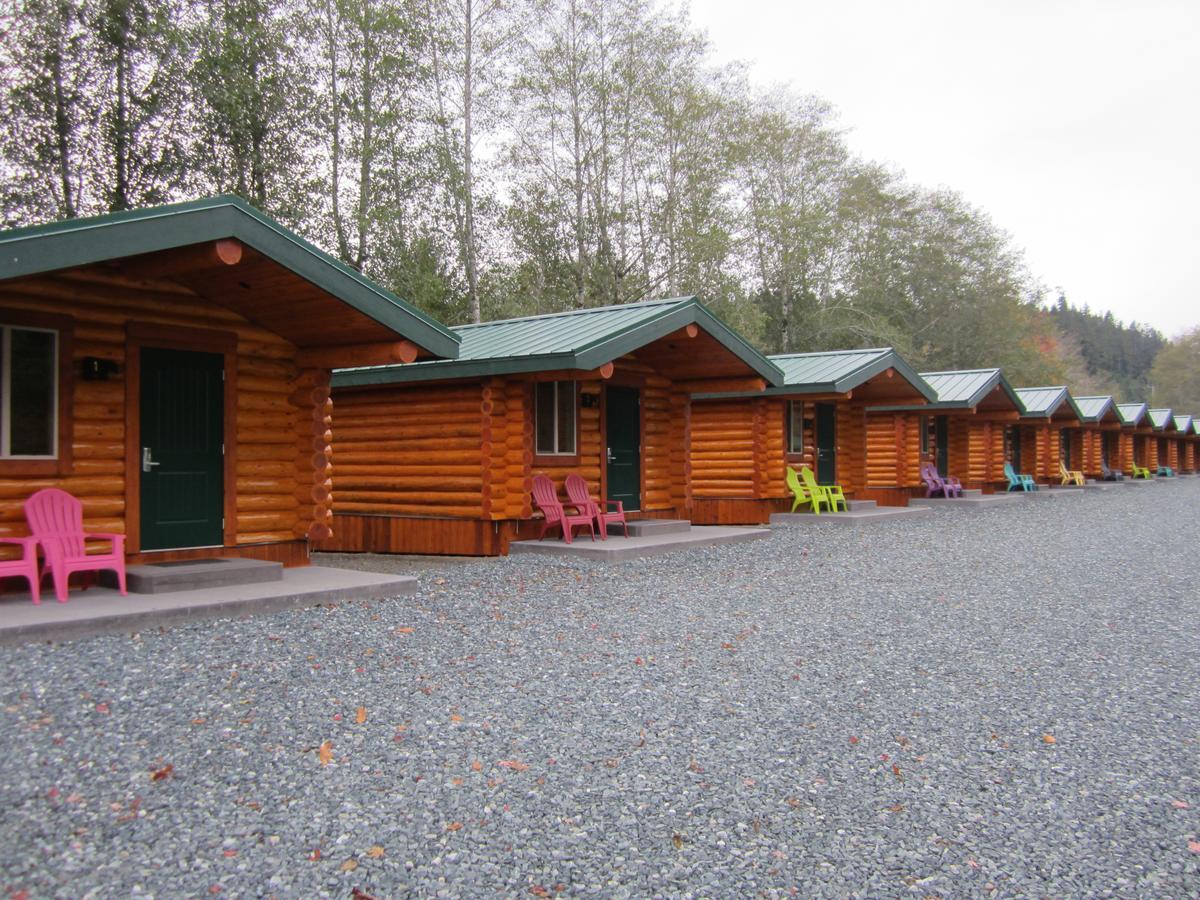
[[1149, 328, 1200, 412]]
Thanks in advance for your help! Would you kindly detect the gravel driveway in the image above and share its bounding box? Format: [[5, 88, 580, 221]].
[[2, 481, 1199, 897]]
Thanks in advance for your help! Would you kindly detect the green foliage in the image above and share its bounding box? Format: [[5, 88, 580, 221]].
[[1149, 328, 1200, 412], [1048, 296, 1165, 400]]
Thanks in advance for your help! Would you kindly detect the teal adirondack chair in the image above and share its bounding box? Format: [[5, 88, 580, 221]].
[[785, 466, 825, 514], [1157, 465, 1175, 477], [799, 465, 848, 512], [1004, 461, 1037, 492]]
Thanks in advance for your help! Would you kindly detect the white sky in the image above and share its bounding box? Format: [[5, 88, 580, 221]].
[[688, 0, 1199, 337]]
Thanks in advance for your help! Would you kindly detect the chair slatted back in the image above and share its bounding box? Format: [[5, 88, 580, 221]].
[[25, 488, 87, 559]]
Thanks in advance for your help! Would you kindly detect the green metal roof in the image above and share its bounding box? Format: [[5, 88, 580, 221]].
[[864, 367, 1022, 413], [1014, 386, 1082, 419], [1148, 407, 1175, 430], [334, 296, 784, 387], [1173, 414, 1194, 434], [1116, 402, 1148, 426], [1072, 395, 1117, 422], [0, 195, 461, 359], [694, 347, 935, 401]]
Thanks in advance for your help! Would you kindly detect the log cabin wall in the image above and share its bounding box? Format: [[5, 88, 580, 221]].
[[0, 267, 316, 565], [1182, 442, 1195, 473], [1166, 439, 1179, 471], [1068, 429, 1085, 474], [689, 396, 788, 524], [325, 356, 692, 555], [1145, 434, 1159, 469], [864, 411, 922, 499], [1118, 432, 1135, 473]]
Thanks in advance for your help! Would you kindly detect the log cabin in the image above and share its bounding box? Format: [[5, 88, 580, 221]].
[[689, 348, 935, 518], [1012, 387, 1084, 485], [1173, 415, 1196, 473], [867, 368, 1024, 494], [321, 297, 785, 555], [0, 196, 460, 568], [1147, 408, 1178, 472], [1071, 395, 1122, 479], [1115, 402, 1151, 474]]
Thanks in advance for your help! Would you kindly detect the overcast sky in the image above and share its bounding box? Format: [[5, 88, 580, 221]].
[[688, 0, 1199, 337]]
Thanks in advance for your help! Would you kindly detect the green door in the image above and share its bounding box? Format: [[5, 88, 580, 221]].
[[815, 402, 836, 484], [935, 415, 949, 476], [605, 386, 641, 511], [140, 347, 225, 551], [1008, 425, 1021, 469]]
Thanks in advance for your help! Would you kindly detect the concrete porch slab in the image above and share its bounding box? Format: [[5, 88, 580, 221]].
[[770, 505, 934, 525], [510, 526, 769, 561], [908, 491, 1023, 508], [111, 557, 283, 594], [0, 567, 417, 646], [616, 519, 691, 537], [1019, 488, 1085, 498]]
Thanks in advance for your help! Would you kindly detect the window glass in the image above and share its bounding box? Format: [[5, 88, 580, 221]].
[[556, 382, 576, 454], [920, 416, 929, 455], [535, 381, 556, 454], [787, 401, 803, 454], [4, 326, 57, 457]]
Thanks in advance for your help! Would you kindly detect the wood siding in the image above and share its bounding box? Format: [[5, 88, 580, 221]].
[[1, 268, 321, 562]]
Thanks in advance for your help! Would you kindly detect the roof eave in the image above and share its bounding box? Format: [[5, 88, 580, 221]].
[[0, 196, 462, 359]]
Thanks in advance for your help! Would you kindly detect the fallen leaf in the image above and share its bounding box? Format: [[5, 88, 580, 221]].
[[223, 849, 237, 858], [967, 858, 980, 870], [340, 858, 358, 872], [451, 777, 464, 786], [396, 627, 414, 634], [848, 736, 860, 745], [308, 848, 322, 861], [672, 833, 684, 850], [191, 718, 207, 725], [95, 703, 110, 714], [356, 707, 367, 724], [366, 845, 385, 859], [151, 764, 174, 782], [1189, 840, 1200, 854], [351, 889, 378, 900], [1042, 734, 1057, 745], [450, 714, 463, 723], [529, 887, 550, 897], [1172, 800, 1189, 809], [499, 760, 529, 772], [888, 803, 905, 813], [471, 760, 483, 772], [446, 821, 463, 832], [318, 741, 333, 766], [892, 763, 903, 780]]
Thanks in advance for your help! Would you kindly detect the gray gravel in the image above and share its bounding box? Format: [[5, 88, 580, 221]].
[[2, 482, 1199, 897]]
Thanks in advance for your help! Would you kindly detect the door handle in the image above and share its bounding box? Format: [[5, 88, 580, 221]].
[[142, 447, 160, 472], [607, 447, 615, 463]]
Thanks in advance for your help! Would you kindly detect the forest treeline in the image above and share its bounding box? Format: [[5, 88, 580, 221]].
[[1, 0, 1192, 403]]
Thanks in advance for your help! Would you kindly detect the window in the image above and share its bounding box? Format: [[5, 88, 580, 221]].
[[786, 401, 804, 454], [920, 415, 930, 455], [1, 324, 58, 458], [535, 381, 576, 455]]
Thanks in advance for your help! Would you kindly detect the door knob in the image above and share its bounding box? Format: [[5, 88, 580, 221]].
[[607, 447, 615, 462], [142, 447, 161, 472]]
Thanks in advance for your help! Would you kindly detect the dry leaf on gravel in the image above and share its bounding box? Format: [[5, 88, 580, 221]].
[[151, 764, 174, 781], [366, 846, 385, 859], [499, 760, 529, 771], [318, 741, 333, 765], [356, 707, 367, 724]]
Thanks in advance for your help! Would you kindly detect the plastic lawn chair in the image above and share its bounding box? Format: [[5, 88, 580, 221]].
[[531, 475, 595, 544], [1130, 461, 1152, 479], [786, 466, 826, 514], [1156, 465, 1175, 477], [1004, 462, 1037, 491], [1058, 461, 1085, 486], [564, 473, 627, 539], [1100, 461, 1124, 481], [0, 536, 42, 604], [799, 465, 848, 512], [920, 461, 963, 498], [24, 488, 127, 603]]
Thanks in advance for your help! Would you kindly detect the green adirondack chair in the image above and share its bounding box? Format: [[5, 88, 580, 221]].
[[1004, 461, 1037, 491], [1130, 460, 1152, 479], [799, 464, 848, 512], [785, 465, 825, 514]]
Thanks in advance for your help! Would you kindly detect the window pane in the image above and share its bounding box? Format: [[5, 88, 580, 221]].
[[9, 328, 56, 456], [556, 381, 576, 454], [788, 401, 803, 453], [535, 381, 556, 454]]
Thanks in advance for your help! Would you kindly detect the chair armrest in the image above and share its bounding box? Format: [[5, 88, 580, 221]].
[[84, 532, 126, 548], [603, 500, 624, 512]]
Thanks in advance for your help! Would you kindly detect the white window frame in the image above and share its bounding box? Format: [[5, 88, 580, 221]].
[[0, 324, 59, 459], [535, 380, 577, 456]]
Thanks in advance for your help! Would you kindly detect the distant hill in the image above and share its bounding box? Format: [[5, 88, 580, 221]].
[[1048, 297, 1164, 401]]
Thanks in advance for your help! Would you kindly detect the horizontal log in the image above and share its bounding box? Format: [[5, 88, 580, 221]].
[[297, 340, 419, 369], [335, 502, 483, 518]]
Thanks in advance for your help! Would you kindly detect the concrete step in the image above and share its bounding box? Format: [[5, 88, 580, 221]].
[[617, 519, 691, 537], [909, 492, 1022, 508], [107, 557, 284, 594], [771, 504, 933, 525], [846, 499, 877, 511], [510, 526, 768, 561]]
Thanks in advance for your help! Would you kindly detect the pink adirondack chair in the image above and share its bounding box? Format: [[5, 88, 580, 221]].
[[0, 536, 42, 604], [24, 489, 127, 603], [564, 473, 628, 540], [531, 475, 595, 544]]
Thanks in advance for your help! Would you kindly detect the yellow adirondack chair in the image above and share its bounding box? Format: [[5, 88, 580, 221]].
[[1130, 460, 1152, 479], [799, 465, 848, 512], [1058, 461, 1085, 486], [785, 466, 826, 514]]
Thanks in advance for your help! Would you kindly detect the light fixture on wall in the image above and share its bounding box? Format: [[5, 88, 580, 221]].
[[81, 357, 119, 381]]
